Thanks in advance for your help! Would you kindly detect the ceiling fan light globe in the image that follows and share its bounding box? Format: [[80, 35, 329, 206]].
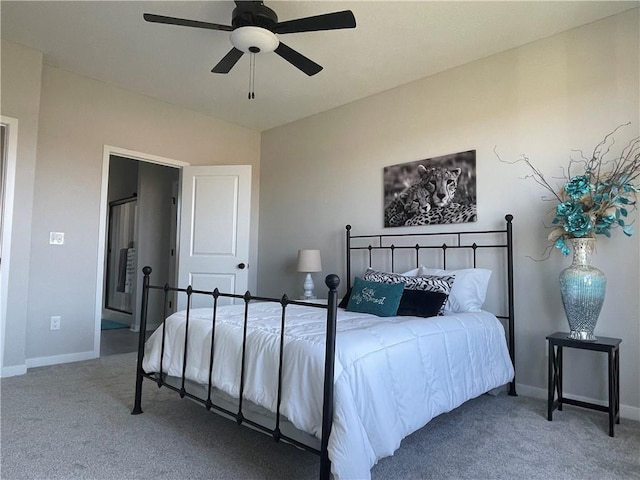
[[230, 26, 279, 54]]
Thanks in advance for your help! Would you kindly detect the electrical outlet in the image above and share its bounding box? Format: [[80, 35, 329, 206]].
[[50, 316, 61, 331]]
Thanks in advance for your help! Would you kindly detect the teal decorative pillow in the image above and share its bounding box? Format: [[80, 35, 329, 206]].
[[345, 277, 405, 317]]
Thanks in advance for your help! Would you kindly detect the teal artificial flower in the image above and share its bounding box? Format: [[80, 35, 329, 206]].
[[554, 201, 582, 222], [595, 211, 617, 236], [554, 238, 571, 255], [564, 212, 593, 237], [564, 175, 593, 199]]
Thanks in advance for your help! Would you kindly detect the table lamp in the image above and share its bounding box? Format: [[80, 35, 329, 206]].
[[297, 249, 322, 300]]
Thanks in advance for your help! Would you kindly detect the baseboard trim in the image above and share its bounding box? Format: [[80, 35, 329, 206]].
[[1, 363, 28, 378], [517, 382, 640, 422], [25, 350, 97, 369]]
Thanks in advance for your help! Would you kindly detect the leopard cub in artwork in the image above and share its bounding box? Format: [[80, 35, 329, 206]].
[[385, 165, 476, 227], [384, 166, 432, 227]]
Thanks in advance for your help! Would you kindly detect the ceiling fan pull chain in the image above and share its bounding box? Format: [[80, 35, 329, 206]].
[[251, 53, 256, 99], [247, 52, 252, 99], [248, 52, 256, 100]]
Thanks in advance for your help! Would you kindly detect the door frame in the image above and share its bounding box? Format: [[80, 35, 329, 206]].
[[94, 145, 188, 358], [0, 116, 18, 373]]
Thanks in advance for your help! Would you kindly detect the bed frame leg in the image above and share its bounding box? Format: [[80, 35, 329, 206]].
[[320, 456, 331, 480], [132, 266, 152, 415], [505, 215, 517, 397], [132, 371, 144, 415], [319, 274, 339, 480]]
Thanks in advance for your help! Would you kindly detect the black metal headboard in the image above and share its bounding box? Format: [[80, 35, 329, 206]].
[[345, 214, 516, 396]]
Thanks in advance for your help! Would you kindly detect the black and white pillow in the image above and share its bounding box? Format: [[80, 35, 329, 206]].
[[363, 268, 454, 295]]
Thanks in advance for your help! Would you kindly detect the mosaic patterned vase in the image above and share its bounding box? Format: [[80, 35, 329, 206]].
[[559, 237, 606, 341]]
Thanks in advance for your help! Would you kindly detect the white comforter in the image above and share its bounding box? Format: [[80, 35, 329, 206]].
[[142, 303, 514, 479]]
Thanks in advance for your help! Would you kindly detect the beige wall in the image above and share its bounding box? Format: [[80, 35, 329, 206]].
[[1, 42, 261, 369], [0, 41, 43, 372], [259, 11, 640, 415]]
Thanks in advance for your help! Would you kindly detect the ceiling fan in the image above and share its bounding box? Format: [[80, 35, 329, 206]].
[[143, 1, 356, 77]]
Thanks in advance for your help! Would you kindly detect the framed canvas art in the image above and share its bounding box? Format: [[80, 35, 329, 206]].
[[384, 150, 477, 227]]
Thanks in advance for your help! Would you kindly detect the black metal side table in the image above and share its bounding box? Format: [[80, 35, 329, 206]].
[[547, 331, 621, 437]]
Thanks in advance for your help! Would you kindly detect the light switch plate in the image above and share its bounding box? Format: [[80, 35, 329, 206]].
[[49, 232, 64, 245]]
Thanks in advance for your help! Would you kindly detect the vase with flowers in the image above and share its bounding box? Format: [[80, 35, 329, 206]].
[[502, 124, 640, 340]]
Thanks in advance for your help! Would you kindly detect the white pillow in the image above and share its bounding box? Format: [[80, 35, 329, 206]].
[[418, 266, 492, 313], [400, 267, 422, 277]]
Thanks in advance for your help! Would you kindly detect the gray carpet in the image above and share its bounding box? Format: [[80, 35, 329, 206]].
[[1, 353, 638, 480]]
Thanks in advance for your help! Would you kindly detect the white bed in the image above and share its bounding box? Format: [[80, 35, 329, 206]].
[[142, 301, 514, 480]]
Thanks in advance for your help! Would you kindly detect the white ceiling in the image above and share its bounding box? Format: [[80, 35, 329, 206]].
[[2, 1, 637, 131]]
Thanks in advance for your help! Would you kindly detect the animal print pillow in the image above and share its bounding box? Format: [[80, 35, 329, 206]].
[[363, 268, 454, 295]]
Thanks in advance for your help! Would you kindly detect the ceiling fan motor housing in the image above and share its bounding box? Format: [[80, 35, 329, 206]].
[[232, 3, 278, 29]]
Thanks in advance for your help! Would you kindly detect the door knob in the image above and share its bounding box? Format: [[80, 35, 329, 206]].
[[237, 263, 246, 269]]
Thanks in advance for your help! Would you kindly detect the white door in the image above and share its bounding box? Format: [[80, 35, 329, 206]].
[[177, 165, 251, 309]]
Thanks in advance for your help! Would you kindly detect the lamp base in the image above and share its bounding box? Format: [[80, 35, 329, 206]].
[[301, 273, 316, 300]]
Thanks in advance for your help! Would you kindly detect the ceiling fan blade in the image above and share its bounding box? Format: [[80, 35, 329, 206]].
[[274, 42, 322, 76], [143, 13, 233, 32], [211, 48, 244, 74], [272, 10, 356, 34]]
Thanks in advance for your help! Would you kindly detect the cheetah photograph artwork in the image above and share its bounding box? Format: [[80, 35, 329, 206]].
[[384, 150, 477, 227]]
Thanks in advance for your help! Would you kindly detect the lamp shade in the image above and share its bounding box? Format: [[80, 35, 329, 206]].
[[297, 249, 322, 273]]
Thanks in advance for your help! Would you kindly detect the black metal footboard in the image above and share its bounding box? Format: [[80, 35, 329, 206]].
[[132, 268, 340, 480]]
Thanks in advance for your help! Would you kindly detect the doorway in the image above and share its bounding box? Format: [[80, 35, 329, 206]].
[[99, 151, 181, 356], [95, 147, 252, 359]]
